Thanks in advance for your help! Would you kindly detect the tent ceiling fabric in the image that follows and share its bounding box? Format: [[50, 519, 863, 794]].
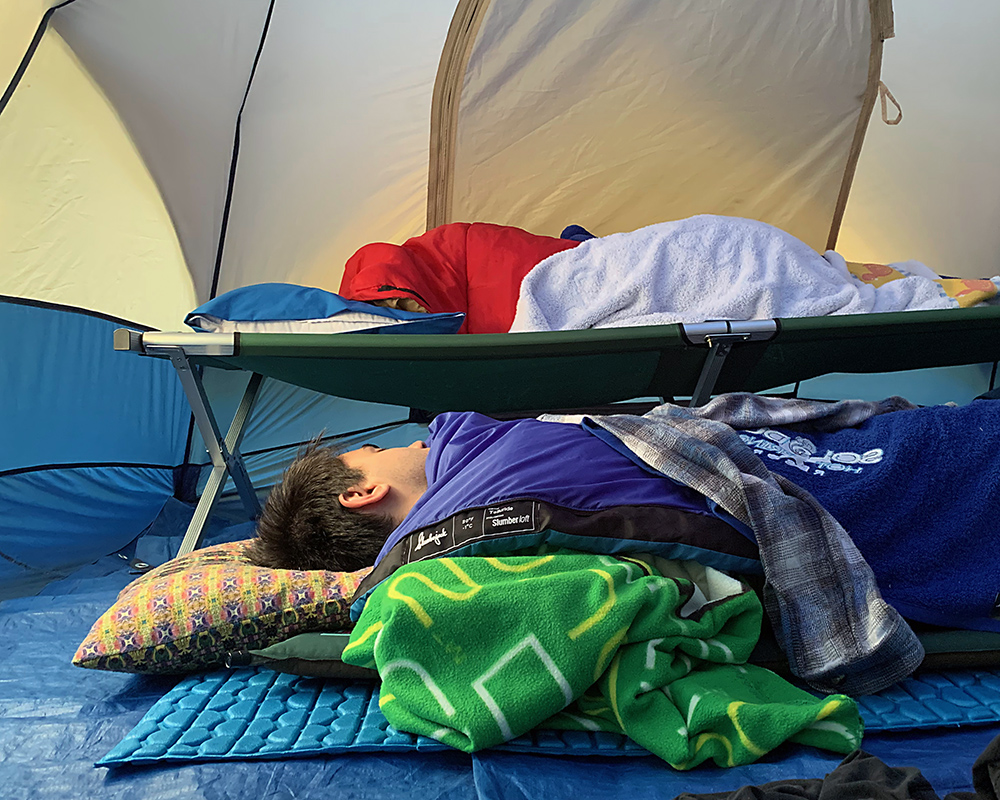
[[0, 25, 195, 329], [213, 0, 458, 299], [441, 0, 882, 252], [4, 0, 997, 319], [53, 0, 273, 306]]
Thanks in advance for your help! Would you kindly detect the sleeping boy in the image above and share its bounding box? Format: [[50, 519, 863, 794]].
[[247, 395, 1000, 692], [245, 414, 753, 574]]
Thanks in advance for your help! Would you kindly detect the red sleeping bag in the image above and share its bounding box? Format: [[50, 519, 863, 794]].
[[338, 222, 579, 334]]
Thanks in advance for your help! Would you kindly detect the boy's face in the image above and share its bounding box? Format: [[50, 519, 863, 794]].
[[339, 440, 429, 498]]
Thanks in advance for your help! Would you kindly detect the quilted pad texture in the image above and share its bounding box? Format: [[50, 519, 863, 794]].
[[99, 667, 1000, 766]]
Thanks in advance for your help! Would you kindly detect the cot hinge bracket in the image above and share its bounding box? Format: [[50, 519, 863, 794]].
[[682, 320, 778, 407]]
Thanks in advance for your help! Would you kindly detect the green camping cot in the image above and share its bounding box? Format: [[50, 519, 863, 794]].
[[114, 304, 1000, 556]]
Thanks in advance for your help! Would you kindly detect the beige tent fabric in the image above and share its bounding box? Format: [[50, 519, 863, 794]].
[[54, 0, 273, 304], [427, 0, 491, 231], [0, 1, 58, 97], [4, 0, 995, 307], [838, 0, 1000, 278], [824, 0, 894, 251], [214, 0, 458, 297], [0, 28, 195, 328], [442, 0, 879, 252]]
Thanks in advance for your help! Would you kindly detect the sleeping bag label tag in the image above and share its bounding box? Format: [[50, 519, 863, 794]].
[[483, 501, 536, 536], [413, 520, 454, 555], [407, 500, 539, 561]]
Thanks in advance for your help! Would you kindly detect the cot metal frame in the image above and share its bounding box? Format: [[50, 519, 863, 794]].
[[114, 321, 774, 555], [679, 320, 778, 405], [115, 329, 263, 557]]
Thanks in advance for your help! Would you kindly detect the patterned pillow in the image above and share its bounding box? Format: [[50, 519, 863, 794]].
[[73, 540, 370, 675]]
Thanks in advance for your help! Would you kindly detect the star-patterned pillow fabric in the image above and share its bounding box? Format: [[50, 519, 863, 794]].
[[73, 540, 369, 674]]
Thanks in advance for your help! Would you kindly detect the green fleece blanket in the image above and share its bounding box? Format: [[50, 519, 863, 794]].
[[342, 552, 862, 769]]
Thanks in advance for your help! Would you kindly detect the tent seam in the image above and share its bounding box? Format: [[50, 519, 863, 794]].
[[186, 417, 412, 467], [0, 462, 177, 479], [427, 0, 493, 230], [208, 0, 276, 300], [1, 420, 413, 478], [0, 0, 80, 117], [0, 294, 155, 330], [825, 0, 892, 251], [0, 548, 32, 570]]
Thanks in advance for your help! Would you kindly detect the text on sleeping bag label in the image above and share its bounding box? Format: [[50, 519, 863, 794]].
[[483, 502, 535, 535], [407, 500, 539, 560]]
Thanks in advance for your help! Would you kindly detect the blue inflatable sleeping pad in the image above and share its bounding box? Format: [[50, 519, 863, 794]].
[[99, 666, 1000, 766]]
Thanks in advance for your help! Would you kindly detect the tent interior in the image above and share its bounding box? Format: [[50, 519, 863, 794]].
[[2, 0, 999, 797]]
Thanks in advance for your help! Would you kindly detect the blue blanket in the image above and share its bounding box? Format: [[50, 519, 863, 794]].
[[740, 398, 1000, 632]]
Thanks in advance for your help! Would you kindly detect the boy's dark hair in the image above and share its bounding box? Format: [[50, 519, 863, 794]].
[[244, 442, 395, 572]]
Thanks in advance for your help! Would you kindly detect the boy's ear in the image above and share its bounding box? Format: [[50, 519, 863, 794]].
[[338, 482, 389, 509]]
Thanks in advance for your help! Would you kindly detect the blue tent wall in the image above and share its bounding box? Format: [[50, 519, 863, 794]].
[[183, 368, 431, 536], [0, 294, 433, 593], [0, 297, 189, 596]]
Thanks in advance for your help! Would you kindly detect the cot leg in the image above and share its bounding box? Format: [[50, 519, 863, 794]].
[[158, 347, 264, 557], [689, 337, 741, 407]]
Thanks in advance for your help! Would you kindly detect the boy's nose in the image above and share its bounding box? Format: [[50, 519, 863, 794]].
[[408, 440, 427, 449]]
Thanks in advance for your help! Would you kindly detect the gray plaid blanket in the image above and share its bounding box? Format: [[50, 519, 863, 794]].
[[545, 393, 924, 695]]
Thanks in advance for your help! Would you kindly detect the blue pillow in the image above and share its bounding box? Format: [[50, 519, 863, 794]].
[[185, 283, 464, 335]]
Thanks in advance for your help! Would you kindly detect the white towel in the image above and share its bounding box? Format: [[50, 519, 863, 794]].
[[509, 215, 985, 332]]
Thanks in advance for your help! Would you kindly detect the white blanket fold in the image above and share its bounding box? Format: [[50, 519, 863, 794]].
[[509, 215, 994, 332]]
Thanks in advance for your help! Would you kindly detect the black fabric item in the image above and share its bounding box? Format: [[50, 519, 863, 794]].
[[960, 732, 1000, 800], [673, 750, 941, 800], [559, 224, 597, 241]]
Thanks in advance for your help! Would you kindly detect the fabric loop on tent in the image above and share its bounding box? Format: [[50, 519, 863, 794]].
[[879, 81, 903, 125]]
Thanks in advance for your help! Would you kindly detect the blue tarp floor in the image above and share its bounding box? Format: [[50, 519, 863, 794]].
[[2, 536, 998, 800]]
